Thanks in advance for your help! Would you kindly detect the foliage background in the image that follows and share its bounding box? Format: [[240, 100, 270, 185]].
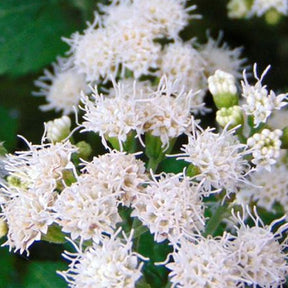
[[0, 0, 288, 287]]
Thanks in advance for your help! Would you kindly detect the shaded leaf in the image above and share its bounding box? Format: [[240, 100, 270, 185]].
[[0, 0, 83, 75], [23, 261, 67, 288], [0, 106, 18, 151]]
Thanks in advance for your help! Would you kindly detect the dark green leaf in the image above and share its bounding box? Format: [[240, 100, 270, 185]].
[[0, 0, 83, 76], [0, 106, 18, 151], [23, 261, 67, 288]]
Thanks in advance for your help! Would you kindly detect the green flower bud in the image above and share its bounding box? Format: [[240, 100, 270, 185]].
[[76, 141, 92, 160], [208, 70, 239, 108], [216, 106, 244, 128], [265, 9, 282, 25], [227, 0, 249, 19]]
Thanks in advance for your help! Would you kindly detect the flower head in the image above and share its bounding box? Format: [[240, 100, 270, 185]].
[[54, 174, 121, 243], [230, 208, 288, 288], [241, 64, 288, 128], [60, 230, 144, 288], [142, 76, 202, 149], [200, 33, 246, 79], [132, 172, 205, 242], [65, 22, 119, 83], [82, 150, 147, 206], [33, 59, 86, 114], [177, 126, 250, 195], [3, 138, 77, 193], [158, 40, 206, 106], [133, 0, 197, 39], [80, 80, 144, 150], [1, 187, 56, 254], [166, 234, 240, 287], [247, 128, 283, 171]]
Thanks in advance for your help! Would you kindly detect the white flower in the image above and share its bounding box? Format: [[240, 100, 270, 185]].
[[1, 187, 56, 254], [54, 174, 121, 243], [33, 59, 86, 114], [60, 230, 144, 288], [200, 33, 246, 79], [132, 172, 205, 243], [65, 21, 119, 83], [82, 150, 147, 206], [177, 126, 251, 195], [142, 76, 201, 149], [114, 20, 161, 78], [230, 208, 288, 288], [99, 0, 135, 27], [238, 164, 288, 211], [45, 116, 71, 143], [0, 138, 76, 253], [241, 64, 288, 128], [208, 70, 237, 96], [3, 138, 77, 193], [158, 40, 207, 107], [166, 234, 240, 288], [80, 79, 144, 150], [133, 0, 197, 39], [247, 128, 283, 171], [250, 0, 288, 17]]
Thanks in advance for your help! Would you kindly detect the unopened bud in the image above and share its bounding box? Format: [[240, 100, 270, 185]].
[[227, 0, 249, 19], [216, 106, 243, 128], [46, 116, 71, 143], [208, 70, 238, 108]]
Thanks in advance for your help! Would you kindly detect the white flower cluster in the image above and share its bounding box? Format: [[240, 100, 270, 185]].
[[54, 150, 147, 243], [81, 76, 201, 149], [60, 230, 144, 288], [33, 0, 245, 115], [177, 126, 251, 195], [247, 128, 283, 170], [132, 172, 205, 243], [0, 138, 77, 253], [4, 0, 288, 287], [242, 65, 288, 128], [167, 208, 288, 288]]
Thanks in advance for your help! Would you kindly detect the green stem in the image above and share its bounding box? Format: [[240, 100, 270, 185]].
[[147, 157, 161, 173], [203, 204, 229, 237]]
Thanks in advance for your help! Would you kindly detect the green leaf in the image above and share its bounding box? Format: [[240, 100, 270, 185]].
[[0, 247, 19, 288], [0, 0, 83, 76], [0, 106, 18, 151], [23, 261, 67, 288]]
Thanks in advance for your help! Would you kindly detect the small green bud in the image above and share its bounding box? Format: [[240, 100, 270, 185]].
[[227, 0, 249, 18], [208, 70, 239, 108], [76, 141, 92, 160], [216, 106, 244, 128], [265, 9, 282, 25]]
